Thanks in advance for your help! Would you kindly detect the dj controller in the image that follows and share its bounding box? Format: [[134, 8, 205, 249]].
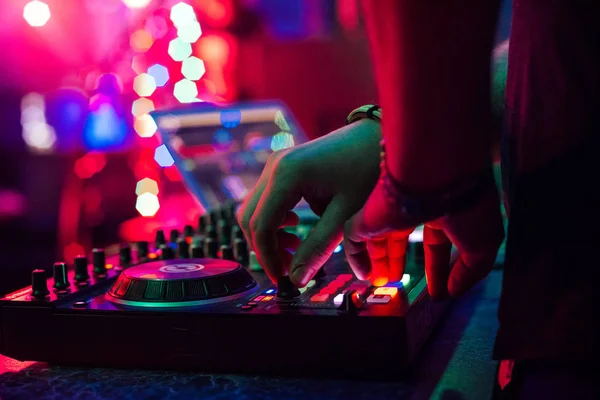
[[0, 203, 449, 380]]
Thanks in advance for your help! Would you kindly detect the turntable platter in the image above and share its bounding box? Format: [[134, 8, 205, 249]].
[[107, 259, 257, 307]]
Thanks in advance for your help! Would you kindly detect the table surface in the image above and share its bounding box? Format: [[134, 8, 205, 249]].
[[0, 271, 502, 400]]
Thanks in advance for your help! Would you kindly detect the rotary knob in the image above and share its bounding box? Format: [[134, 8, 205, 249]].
[[31, 269, 49, 299], [169, 229, 180, 243], [119, 244, 132, 266], [92, 248, 107, 276], [52, 262, 69, 291], [136, 241, 149, 260], [160, 245, 175, 260], [220, 244, 234, 261], [233, 238, 249, 266], [177, 238, 190, 258], [155, 229, 166, 248], [190, 238, 204, 258], [74, 255, 90, 283], [204, 237, 219, 258], [183, 224, 194, 238]]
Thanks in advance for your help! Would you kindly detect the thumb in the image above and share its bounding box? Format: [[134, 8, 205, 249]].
[[290, 196, 348, 287]]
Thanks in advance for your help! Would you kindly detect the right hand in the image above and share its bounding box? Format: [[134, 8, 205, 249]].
[[237, 119, 382, 285]]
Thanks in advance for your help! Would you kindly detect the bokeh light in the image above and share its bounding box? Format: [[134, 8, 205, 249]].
[[23, 1, 51, 27], [145, 15, 168, 39], [134, 114, 157, 137], [170, 2, 196, 27], [131, 98, 155, 117], [173, 79, 198, 103], [212, 129, 232, 152], [131, 55, 147, 74], [181, 57, 206, 81], [177, 21, 202, 43], [135, 177, 159, 196], [133, 73, 157, 97], [154, 144, 175, 167], [122, 0, 152, 9], [22, 122, 56, 151], [220, 109, 241, 128], [74, 152, 107, 179], [136, 192, 160, 217], [130, 29, 154, 52], [147, 64, 169, 87], [168, 38, 192, 62], [270, 132, 295, 151]]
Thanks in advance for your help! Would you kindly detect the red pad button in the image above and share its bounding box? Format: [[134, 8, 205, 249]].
[[310, 294, 329, 302], [336, 274, 353, 281], [327, 280, 345, 289], [319, 287, 337, 295]]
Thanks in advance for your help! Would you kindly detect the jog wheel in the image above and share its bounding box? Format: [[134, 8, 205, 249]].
[[106, 259, 257, 307]]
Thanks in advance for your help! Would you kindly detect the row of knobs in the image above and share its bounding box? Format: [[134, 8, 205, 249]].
[[31, 248, 110, 299]]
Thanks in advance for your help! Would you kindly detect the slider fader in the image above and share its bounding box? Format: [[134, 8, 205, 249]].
[[0, 203, 449, 380]]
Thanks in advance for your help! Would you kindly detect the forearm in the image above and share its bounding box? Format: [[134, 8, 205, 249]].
[[361, 0, 501, 190]]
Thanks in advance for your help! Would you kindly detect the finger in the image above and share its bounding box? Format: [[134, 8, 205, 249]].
[[367, 236, 389, 286], [280, 211, 300, 228], [387, 231, 409, 283], [343, 208, 373, 282], [423, 224, 452, 300], [278, 230, 301, 252], [290, 196, 349, 287], [251, 172, 302, 282]]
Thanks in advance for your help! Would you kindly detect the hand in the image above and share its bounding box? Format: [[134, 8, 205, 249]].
[[237, 119, 382, 285], [344, 172, 505, 299]]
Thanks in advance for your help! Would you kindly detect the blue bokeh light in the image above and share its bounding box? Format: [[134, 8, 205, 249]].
[[154, 144, 175, 167], [147, 64, 170, 87], [220, 109, 241, 129]]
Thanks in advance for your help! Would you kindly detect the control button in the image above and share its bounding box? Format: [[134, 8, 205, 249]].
[[136, 241, 149, 260], [183, 224, 194, 238], [328, 280, 346, 289], [333, 293, 344, 306], [310, 293, 329, 302], [74, 255, 90, 283], [247, 302, 258, 306], [169, 229, 180, 243], [119, 244, 132, 266], [319, 287, 337, 295], [160, 245, 175, 260], [155, 229, 166, 247], [92, 248, 107, 276], [220, 244, 234, 261], [204, 237, 219, 258], [336, 274, 353, 282], [177, 238, 190, 258], [31, 269, 49, 299], [253, 296, 265, 301], [52, 262, 69, 291], [276, 276, 301, 300], [367, 294, 391, 304], [73, 301, 88, 308], [337, 290, 363, 312], [306, 280, 316, 288], [233, 238, 249, 266], [241, 305, 252, 310], [373, 287, 398, 297], [261, 295, 274, 302]]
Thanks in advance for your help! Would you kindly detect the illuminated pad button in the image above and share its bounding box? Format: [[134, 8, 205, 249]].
[[336, 274, 353, 282], [333, 293, 344, 306], [367, 294, 391, 304], [241, 305, 252, 310], [254, 296, 265, 302], [319, 287, 337, 295], [373, 287, 398, 297], [310, 294, 329, 302], [328, 280, 345, 289], [262, 295, 274, 302], [306, 280, 316, 288]]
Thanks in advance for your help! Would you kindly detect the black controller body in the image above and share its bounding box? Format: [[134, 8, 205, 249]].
[[0, 209, 449, 380]]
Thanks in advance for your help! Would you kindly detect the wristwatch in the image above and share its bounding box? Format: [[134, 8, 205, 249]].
[[346, 104, 494, 221]]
